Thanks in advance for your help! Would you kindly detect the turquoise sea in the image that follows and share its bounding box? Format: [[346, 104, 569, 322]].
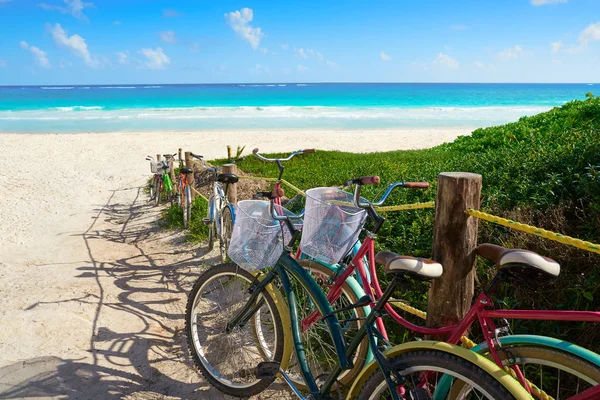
[[0, 83, 595, 132]]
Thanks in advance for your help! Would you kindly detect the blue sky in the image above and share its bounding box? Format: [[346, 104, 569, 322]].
[[1, 0, 599, 85]]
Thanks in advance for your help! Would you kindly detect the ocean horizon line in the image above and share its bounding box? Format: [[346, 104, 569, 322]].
[[0, 82, 598, 89]]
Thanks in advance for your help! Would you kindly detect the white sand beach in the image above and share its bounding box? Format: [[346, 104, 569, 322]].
[[0, 127, 471, 399]]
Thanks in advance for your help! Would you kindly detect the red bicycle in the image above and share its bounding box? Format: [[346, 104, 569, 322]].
[[301, 176, 600, 399]]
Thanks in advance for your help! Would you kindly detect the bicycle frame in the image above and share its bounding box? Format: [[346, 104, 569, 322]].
[[303, 234, 600, 399]]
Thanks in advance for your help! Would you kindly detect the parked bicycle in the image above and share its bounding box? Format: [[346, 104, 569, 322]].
[[299, 177, 600, 399], [146, 154, 176, 207], [185, 183, 531, 399], [189, 152, 239, 261]]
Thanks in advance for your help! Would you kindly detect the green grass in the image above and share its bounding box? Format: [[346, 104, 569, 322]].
[[161, 197, 209, 242], [214, 95, 600, 349]]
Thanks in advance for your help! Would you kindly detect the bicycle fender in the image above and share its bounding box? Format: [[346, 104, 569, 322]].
[[227, 203, 236, 224], [472, 334, 600, 367], [251, 271, 294, 377], [345, 341, 532, 400]]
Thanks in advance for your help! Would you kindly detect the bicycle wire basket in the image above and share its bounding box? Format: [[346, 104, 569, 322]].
[[300, 187, 367, 264], [228, 200, 303, 271], [194, 168, 218, 188]]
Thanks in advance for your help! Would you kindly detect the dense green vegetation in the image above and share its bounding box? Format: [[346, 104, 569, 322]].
[[221, 95, 600, 348]]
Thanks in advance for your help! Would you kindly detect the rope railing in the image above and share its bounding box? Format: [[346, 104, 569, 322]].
[[467, 209, 600, 255]]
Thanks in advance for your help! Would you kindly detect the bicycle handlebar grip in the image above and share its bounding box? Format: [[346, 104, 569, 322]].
[[360, 176, 380, 185], [303, 149, 316, 154], [252, 148, 259, 154], [404, 182, 430, 189]]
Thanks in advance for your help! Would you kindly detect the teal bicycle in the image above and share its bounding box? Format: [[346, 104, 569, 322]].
[[184, 184, 531, 399]]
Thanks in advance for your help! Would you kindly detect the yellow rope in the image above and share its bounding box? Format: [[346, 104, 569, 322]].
[[190, 186, 208, 202], [467, 209, 600, 255], [389, 300, 428, 319]]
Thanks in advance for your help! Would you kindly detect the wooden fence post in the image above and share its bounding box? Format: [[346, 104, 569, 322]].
[[156, 154, 162, 163], [227, 145, 232, 160], [222, 163, 238, 204], [178, 148, 183, 168], [184, 151, 195, 199], [426, 172, 482, 333], [169, 158, 176, 185]]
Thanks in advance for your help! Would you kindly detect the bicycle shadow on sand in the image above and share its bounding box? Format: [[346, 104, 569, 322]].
[[6, 185, 289, 399]]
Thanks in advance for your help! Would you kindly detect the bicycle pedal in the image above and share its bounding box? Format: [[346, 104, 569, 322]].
[[255, 361, 280, 379], [201, 218, 212, 226]]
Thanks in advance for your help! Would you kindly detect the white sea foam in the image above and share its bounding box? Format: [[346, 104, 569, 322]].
[[41, 87, 75, 90], [143, 86, 162, 89], [53, 106, 104, 111], [99, 86, 136, 89]]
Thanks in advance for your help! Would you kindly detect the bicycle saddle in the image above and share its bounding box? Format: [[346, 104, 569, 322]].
[[375, 251, 443, 279], [217, 173, 239, 184], [476, 243, 560, 278]]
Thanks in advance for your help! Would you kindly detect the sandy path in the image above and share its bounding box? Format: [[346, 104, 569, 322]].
[[0, 128, 471, 399]]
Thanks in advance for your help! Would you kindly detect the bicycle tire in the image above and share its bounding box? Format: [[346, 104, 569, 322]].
[[476, 344, 600, 398], [183, 184, 191, 228], [154, 175, 162, 207], [185, 263, 284, 397], [207, 196, 215, 251], [219, 206, 233, 262], [149, 175, 156, 200], [357, 349, 523, 400], [284, 259, 370, 392]]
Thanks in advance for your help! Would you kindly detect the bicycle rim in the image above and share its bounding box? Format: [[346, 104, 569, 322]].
[[186, 264, 283, 396]]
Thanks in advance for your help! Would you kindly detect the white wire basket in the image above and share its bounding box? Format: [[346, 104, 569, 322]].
[[150, 162, 159, 174], [300, 187, 367, 264], [228, 200, 303, 271]]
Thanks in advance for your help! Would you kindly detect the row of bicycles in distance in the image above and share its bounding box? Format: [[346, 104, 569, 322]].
[[147, 149, 600, 400], [146, 152, 240, 261]]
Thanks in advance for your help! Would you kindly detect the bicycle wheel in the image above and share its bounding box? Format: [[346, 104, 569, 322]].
[[154, 175, 162, 207], [205, 195, 215, 251], [357, 349, 522, 400], [477, 344, 600, 399], [182, 184, 191, 228], [185, 263, 284, 397], [219, 206, 233, 262], [285, 259, 370, 392], [149, 175, 156, 200]]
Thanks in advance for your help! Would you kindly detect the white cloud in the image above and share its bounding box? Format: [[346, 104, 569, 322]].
[[189, 42, 200, 52], [20, 41, 51, 68], [473, 60, 485, 68], [315, 51, 324, 61], [550, 41, 563, 54], [451, 25, 467, 30], [579, 22, 600, 44], [113, 20, 121, 25], [297, 64, 308, 72], [433, 52, 459, 69], [497, 45, 523, 61], [225, 8, 264, 50], [59, 59, 72, 68], [115, 51, 128, 64], [250, 64, 269, 74], [159, 31, 176, 44], [280, 44, 288, 50], [531, 0, 567, 5], [259, 47, 268, 55], [295, 48, 307, 59], [0, 0, 13, 3], [163, 9, 183, 17], [380, 51, 391, 61], [326, 60, 338, 68], [0, 59, 7, 68], [139, 47, 170, 69], [48, 23, 97, 67], [39, 0, 94, 21]]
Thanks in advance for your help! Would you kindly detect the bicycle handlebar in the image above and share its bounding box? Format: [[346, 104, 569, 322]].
[[189, 152, 207, 168], [345, 178, 430, 209], [252, 148, 316, 163]]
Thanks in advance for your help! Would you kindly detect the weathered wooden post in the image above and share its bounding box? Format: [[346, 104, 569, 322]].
[[156, 154, 162, 163], [427, 172, 482, 333], [222, 163, 238, 204], [184, 151, 196, 199], [169, 158, 176, 184], [227, 145, 232, 160], [178, 148, 183, 168]]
